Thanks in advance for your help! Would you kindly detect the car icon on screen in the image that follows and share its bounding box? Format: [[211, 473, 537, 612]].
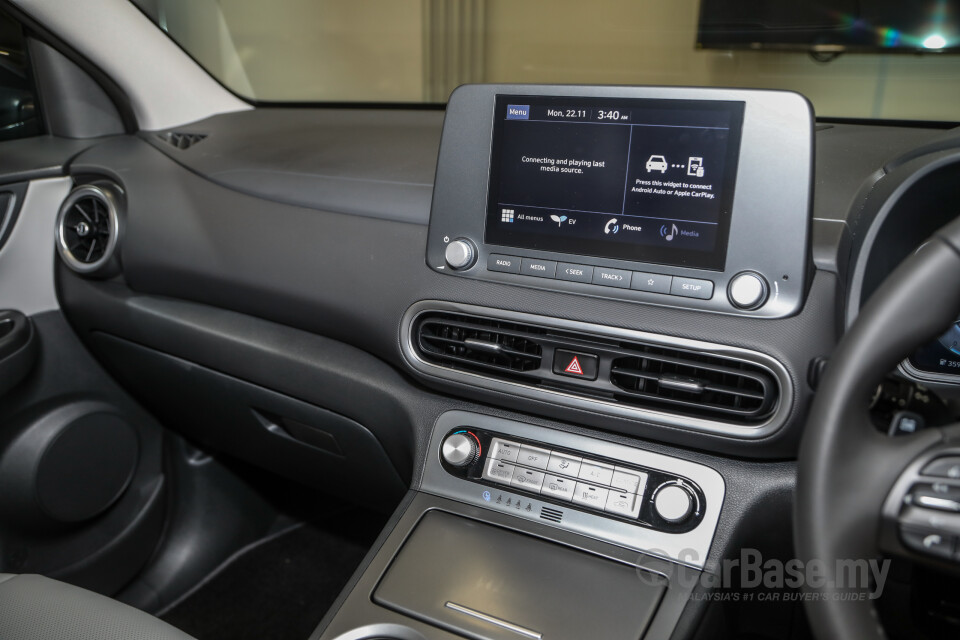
[[645, 155, 668, 173]]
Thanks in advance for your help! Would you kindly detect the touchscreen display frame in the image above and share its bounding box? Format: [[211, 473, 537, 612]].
[[484, 95, 746, 271]]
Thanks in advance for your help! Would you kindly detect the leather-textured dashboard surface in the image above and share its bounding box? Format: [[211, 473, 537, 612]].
[[66, 133, 840, 457], [58, 110, 957, 460]]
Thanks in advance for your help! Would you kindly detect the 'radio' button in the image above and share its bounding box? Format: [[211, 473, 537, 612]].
[[488, 254, 521, 274]]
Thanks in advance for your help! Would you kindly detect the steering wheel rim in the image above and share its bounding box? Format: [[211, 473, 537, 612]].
[[796, 217, 960, 640]]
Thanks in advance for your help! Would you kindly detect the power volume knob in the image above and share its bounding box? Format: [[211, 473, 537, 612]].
[[654, 483, 695, 524], [444, 238, 477, 270], [728, 272, 769, 310], [441, 432, 479, 467]]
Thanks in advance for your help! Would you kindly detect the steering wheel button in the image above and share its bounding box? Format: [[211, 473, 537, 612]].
[[900, 526, 956, 560], [922, 456, 960, 480]]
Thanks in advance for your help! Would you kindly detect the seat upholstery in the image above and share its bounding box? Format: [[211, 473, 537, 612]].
[[0, 574, 195, 640]]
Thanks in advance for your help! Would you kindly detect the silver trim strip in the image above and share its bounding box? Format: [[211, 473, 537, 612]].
[[400, 300, 793, 440], [444, 602, 542, 639]]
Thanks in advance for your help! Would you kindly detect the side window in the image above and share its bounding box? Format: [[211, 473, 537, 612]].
[[0, 8, 42, 142]]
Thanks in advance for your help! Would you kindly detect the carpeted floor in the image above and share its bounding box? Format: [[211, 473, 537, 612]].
[[160, 509, 386, 640]]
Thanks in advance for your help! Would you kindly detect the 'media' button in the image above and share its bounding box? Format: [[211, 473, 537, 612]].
[[592, 267, 632, 289], [520, 258, 558, 278]]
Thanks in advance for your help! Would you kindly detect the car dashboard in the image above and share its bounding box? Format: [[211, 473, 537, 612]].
[[14, 81, 960, 639]]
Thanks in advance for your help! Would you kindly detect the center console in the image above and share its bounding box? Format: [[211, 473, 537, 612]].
[[315, 412, 723, 640], [315, 84, 811, 640]]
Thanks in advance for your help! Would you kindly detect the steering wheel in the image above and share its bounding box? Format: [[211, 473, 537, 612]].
[[797, 217, 960, 639]]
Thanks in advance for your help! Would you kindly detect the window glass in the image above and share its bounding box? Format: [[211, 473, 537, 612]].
[[132, 0, 960, 122], [0, 8, 42, 141]]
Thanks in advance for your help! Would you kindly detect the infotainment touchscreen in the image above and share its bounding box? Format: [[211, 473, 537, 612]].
[[485, 96, 745, 271]]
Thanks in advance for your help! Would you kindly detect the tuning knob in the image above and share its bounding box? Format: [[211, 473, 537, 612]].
[[653, 482, 695, 523], [445, 238, 477, 270], [727, 271, 769, 310], [441, 432, 479, 467]]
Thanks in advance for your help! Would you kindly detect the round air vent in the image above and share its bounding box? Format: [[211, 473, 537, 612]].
[[55, 183, 123, 275]]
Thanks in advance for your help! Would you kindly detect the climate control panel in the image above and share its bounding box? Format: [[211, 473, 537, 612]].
[[440, 429, 706, 533], [420, 411, 726, 569]]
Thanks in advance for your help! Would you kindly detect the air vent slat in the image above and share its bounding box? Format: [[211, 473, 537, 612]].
[[611, 387, 763, 418], [422, 333, 534, 359], [422, 318, 544, 342]]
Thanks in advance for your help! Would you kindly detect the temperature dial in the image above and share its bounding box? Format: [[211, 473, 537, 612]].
[[653, 482, 695, 523], [441, 432, 480, 467]]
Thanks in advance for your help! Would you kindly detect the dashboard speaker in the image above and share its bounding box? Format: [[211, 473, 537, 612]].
[[55, 182, 124, 276], [0, 403, 139, 528]]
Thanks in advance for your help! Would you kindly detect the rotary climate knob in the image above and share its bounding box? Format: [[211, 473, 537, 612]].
[[654, 483, 695, 523], [441, 432, 479, 467], [444, 238, 477, 270]]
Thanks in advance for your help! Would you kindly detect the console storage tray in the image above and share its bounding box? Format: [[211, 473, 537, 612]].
[[374, 510, 666, 640]]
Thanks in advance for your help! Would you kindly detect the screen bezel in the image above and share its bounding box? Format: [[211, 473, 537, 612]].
[[483, 95, 746, 272]]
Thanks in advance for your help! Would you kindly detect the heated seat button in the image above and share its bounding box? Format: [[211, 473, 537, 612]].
[[552, 349, 599, 381]]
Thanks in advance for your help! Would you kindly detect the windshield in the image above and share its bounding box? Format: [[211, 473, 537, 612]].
[[132, 0, 960, 122]]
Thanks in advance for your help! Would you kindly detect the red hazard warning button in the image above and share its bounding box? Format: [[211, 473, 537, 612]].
[[552, 349, 599, 381]]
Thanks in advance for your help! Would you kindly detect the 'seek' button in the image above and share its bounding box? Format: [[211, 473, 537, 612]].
[[557, 263, 594, 283]]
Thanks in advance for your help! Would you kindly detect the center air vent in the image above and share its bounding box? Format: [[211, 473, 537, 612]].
[[416, 314, 543, 380], [407, 305, 789, 438], [55, 183, 123, 276], [609, 348, 774, 421]]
